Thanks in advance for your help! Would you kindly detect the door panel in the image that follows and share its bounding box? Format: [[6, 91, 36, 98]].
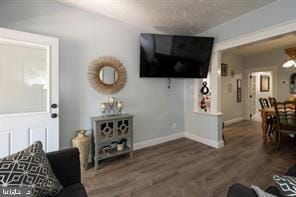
[[12, 128, 29, 153], [0, 131, 11, 158], [29, 127, 47, 151], [0, 27, 59, 157]]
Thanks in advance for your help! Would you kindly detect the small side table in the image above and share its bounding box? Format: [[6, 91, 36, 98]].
[[91, 114, 134, 169]]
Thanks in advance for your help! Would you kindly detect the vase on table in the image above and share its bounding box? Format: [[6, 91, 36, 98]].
[[72, 130, 90, 171]]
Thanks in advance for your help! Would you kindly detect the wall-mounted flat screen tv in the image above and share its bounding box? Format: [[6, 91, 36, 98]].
[[140, 33, 214, 78]]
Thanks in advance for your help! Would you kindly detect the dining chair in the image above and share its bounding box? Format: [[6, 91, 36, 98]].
[[268, 97, 278, 135], [268, 97, 277, 107], [274, 101, 296, 149], [259, 97, 274, 136], [259, 97, 270, 109]]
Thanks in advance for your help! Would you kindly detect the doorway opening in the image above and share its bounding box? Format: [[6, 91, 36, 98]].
[[248, 71, 273, 121], [220, 31, 296, 127]]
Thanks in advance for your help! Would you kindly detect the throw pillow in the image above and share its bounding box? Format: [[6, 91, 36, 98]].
[[273, 174, 296, 196], [0, 141, 63, 196], [250, 185, 277, 197]]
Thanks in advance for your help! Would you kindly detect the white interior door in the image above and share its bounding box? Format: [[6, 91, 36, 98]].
[[249, 75, 257, 119], [0, 28, 59, 158]]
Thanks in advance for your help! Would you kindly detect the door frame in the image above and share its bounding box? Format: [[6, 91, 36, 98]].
[[243, 66, 278, 120]]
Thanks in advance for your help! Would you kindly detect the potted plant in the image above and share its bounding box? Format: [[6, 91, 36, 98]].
[[117, 138, 127, 151]]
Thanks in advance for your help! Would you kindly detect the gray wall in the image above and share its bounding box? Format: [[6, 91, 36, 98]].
[[0, 0, 185, 148], [221, 53, 244, 122], [243, 48, 296, 102], [1, 0, 296, 149], [184, 82, 222, 142], [184, 0, 296, 143]]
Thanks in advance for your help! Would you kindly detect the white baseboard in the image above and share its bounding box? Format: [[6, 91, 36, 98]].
[[133, 132, 224, 151], [133, 132, 185, 151], [184, 132, 224, 148], [224, 117, 245, 126]]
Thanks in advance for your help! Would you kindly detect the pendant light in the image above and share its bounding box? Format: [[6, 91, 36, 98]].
[[283, 47, 296, 68]]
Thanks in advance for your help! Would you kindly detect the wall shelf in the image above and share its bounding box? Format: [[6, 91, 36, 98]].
[[95, 146, 131, 160], [194, 77, 212, 113]]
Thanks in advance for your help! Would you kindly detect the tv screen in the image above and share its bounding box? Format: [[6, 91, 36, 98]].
[[140, 33, 214, 78]]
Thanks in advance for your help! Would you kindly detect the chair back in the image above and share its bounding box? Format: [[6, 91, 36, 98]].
[[259, 97, 270, 109], [274, 101, 296, 131], [268, 97, 277, 107]]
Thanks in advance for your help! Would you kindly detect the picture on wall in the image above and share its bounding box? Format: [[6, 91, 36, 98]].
[[227, 83, 233, 93], [221, 63, 228, 76], [290, 73, 296, 94], [237, 79, 242, 102], [260, 75, 270, 92]]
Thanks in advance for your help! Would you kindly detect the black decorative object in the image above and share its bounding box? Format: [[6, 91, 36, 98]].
[[200, 81, 209, 95]]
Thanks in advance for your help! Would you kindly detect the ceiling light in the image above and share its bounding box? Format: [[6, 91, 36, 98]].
[[283, 59, 296, 68], [282, 47, 296, 68]]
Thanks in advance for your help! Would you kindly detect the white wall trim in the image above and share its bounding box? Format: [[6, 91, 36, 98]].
[[184, 132, 224, 148], [193, 111, 223, 117], [214, 19, 296, 51], [133, 132, 185, 151], [224, 117, 245, 126], [133, 132, 224, 151]]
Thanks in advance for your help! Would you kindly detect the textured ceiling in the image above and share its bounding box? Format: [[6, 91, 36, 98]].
[[225, 32, 296, 56], [58, 0, 276, 35]]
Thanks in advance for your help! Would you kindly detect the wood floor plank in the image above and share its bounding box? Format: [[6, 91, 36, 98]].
[[82, 120, 296, 197]]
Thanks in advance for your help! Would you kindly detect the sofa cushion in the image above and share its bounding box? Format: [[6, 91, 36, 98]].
[[0, 141, 63, 196], [273, 175, 296, 196], [227, 183, 257, 197], [56, 183, 87, 197], [286, 166, 296, 177]]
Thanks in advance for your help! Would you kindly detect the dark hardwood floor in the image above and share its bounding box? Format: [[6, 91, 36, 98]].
[[82, 120, 296, 197]]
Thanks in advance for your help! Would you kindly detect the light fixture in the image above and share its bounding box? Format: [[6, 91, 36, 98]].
[[283, 47, 296, 68], [283, 59, 296, 68]]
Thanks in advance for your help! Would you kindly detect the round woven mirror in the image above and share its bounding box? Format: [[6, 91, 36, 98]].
[[88, 56, 127, 94]]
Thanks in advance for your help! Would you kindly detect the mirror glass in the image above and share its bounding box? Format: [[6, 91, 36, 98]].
[[99, 66, 118, 85]]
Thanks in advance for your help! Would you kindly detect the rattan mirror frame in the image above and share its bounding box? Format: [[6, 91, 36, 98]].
[[88, 56, 127, 94]]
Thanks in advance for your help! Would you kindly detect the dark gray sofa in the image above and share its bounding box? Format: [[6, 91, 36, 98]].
[[227, 165, 296, 197], [46, 148, 88, 197]]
